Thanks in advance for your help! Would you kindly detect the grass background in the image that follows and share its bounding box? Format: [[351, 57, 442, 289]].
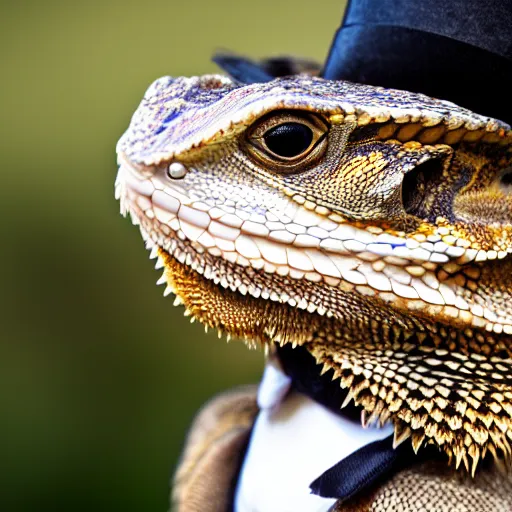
[[0, 1, 345, 510]]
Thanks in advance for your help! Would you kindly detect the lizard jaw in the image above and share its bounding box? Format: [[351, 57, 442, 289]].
[[116, 161, 512, 335]]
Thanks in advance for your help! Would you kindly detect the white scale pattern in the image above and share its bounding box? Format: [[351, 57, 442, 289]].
[[115, 164, 512, 335]]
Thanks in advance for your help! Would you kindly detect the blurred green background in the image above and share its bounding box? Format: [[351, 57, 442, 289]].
[[0, 1, 345, 510]]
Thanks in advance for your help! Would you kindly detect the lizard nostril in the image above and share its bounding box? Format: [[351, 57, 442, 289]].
[[167, 162, 188, 180]]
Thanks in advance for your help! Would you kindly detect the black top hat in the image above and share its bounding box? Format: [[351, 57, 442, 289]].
[[215, 0, 512, 124], [323, 0, 512, 124]]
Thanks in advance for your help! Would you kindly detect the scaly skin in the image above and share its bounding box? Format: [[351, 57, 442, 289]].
[[115, 74, 512, 475]]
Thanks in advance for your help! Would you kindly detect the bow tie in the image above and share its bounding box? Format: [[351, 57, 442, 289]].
[[276, 344, 436, 504]]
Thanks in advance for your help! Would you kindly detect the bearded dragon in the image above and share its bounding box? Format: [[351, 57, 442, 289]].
[[115, 72, 512, 511]]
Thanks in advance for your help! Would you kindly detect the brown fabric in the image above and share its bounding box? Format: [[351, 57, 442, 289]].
[[173, 386, 512, 512], [171, 386, 258, 512], [332, 458, 512, 512]]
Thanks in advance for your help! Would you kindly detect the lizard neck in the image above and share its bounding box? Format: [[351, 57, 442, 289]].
[[159, 249, 512, 473]]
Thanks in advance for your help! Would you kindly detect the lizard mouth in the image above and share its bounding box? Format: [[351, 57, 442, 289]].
[[116, 156, 512, 336]]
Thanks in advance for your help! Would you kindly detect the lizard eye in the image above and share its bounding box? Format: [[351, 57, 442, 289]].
[[245, 110, 329, 173], [265, 123, 313, 157]]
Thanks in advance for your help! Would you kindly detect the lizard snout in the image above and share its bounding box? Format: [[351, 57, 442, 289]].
[[117, 151, 157, 179]]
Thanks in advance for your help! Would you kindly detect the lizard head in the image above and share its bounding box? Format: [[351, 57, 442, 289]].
[[116, 74, 512, 473]]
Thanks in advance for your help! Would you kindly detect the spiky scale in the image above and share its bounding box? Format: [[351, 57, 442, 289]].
[[411, 432, 425, 454], [393, 425, 412, 448]]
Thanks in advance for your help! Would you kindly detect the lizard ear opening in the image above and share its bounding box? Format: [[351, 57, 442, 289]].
[[401, 159, 446, 217], [500, 167, 512, 190]]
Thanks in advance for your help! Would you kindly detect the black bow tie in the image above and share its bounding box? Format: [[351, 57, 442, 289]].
[[276, 344, 438, 503], [310, 434, 402, 502], [278, 345, 397, 501]]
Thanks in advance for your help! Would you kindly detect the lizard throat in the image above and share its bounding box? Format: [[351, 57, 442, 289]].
[[155, 243, 512, 476]]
